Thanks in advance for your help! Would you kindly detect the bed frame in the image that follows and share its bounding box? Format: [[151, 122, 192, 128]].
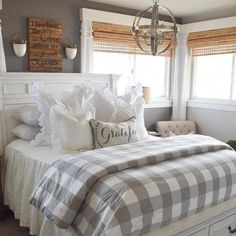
[[0, 72, 119, 157]]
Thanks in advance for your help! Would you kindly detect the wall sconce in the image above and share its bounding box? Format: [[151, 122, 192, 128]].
[[0, 0, 2, 10], [12, 32, 27, 57], [64, 37, 77, 60]]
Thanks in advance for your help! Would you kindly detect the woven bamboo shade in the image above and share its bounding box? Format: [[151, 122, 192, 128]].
[[188, 27, 236, 56], [92, 21, 176, 57]]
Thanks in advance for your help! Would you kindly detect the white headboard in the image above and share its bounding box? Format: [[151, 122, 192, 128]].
[[0, 72, 119, 156]]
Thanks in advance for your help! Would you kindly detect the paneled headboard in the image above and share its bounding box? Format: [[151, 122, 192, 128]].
[[0, 72, 119, 156]]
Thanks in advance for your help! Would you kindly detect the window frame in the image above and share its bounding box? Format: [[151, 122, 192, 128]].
[[93, 51, 173, 107], [188, 53, 236, 111]]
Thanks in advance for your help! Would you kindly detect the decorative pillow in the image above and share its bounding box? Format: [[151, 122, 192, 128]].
[[90, 117, 140, 149], [12, 124, 41, 141], [82, 84, 115, 122], [13, 105, 40, 126], [111, 85, 148, 140], [50, 104, 95, 153], [30, 83, 94, 146]]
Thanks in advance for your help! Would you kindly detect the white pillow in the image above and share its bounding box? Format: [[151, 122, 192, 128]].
[[13, 105, 40, 126], [110, 85, 148, 140], [50, 104, 95, 153], [75, 83, 116, 122], [30, 83, 94, 146], [12, 124, 41, 141]]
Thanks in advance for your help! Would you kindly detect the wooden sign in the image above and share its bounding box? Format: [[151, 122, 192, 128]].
[[28, 17, 62, 72]]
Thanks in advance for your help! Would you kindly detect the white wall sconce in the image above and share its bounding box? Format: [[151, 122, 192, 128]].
[[12, 32, 27, 57], [64, 37, 77, 60]]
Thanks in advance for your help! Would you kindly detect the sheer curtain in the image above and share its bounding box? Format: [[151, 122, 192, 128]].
[[172, 33, 189, 120], [81, 21, 94, 73], [0, 20, 6, 72]]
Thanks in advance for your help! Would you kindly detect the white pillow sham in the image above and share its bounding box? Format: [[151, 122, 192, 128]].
[[12, 124, 41, 141], [108, 85, 148, 140], [30, 83, 94, 146], [13, 105, 40, 126], [75, 83, 115, 122], [50, 104, 95, 154], [84, 83, 148, 140]]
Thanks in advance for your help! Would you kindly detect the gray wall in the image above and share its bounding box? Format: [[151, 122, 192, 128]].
[[0, 0, 139, 72], [145, 107, 172, 131], [187, 108, 236, 142], [0, 0, 181, 73]]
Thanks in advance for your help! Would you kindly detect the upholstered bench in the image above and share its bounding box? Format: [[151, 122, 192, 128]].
[[155, 121, 197, 138]]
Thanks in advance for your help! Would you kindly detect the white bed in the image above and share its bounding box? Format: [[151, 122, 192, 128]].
[[1, 73, 236, 236], [4, 139, 236, 236]]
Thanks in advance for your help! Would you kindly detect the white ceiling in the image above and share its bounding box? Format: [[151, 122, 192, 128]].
[[88, 0, 236, 23]]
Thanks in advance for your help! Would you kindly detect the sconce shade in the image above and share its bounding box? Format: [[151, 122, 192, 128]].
[[0, 0, 2, 10], [65, 47, 77, 60], [13, 43, 27, 57]]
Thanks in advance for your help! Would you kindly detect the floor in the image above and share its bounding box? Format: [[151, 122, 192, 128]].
[[0, 211, 30, 236]]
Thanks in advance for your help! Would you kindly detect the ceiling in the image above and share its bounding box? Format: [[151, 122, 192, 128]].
[[87, 0, 236, 23]]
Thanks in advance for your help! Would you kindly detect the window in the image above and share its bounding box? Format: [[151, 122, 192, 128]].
[[94, 52, 170, 99], [192, 54, 236, 100], [92, 21, 173, 101], [188, 27, 236, 102]]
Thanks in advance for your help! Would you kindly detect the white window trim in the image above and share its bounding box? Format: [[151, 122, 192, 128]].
[[145, 99, 172, 109], [187, 99, 236, 112]]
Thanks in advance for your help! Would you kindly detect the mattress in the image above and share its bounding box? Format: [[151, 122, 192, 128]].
[[3, 138, 236, 236]]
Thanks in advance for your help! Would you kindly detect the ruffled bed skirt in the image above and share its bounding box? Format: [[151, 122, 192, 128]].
[[4, 145, 49, 235]]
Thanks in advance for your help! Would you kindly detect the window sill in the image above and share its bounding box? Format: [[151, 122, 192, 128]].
[[187, 99, 236, 112], [144, 100, 172, 109]]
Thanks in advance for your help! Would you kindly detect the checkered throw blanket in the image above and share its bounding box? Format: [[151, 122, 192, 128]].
[[30, 135, 236, 235]]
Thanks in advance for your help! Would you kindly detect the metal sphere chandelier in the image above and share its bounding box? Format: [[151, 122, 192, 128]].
[[132, 0, 178, 56]]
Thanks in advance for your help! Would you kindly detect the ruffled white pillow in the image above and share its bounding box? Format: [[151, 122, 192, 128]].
[[75, 83, 115, 122], [13, 105, 40, 126], [30, 83, 94, 146], [82, 83, 148, 140], [109, 85, 148, 140], [12, 124, 41, 141], [50, 104, 95, 153]]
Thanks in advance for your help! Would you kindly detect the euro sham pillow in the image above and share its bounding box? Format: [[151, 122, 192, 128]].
[[90, 117, 139, 149], [13, 105, 40, 126], [111, 85, 148, 140], [50, 104, 95, 153], [30, 83, 94, 146], [75, 83, 115, 122], [12, 124, 41, 141]]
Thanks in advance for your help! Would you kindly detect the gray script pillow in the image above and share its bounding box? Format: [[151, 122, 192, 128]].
[[90, 117, 140, 149]]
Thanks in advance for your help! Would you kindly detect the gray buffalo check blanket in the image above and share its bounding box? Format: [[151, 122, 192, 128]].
[[30, 135, 236, 236]]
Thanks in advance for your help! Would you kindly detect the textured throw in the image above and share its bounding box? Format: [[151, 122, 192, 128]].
[[30, 135, 236, 236]]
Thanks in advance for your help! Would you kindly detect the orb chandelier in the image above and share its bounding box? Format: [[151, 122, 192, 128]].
[[132, 0, 178, 56]]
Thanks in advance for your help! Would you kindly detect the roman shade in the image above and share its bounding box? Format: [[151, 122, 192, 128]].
[[188, 27, 236, 56], [92, 21, 176, 56]]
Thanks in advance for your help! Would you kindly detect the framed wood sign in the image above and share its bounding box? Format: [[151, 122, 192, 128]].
[[28, 17, 62, 72]]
